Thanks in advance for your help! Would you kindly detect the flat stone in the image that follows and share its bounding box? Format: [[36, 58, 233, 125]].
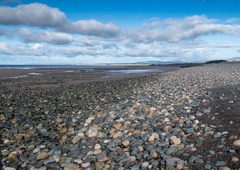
[[64, 163, 79, 170], [166, 146, 176, 155], [95, 162, 105, 169], [36, 152, 49, 160], [219, 167, 231, 170], [97, 153, 108, 162], [115, 153, 128, 162], [213, 132, 222, 138], [81, 162, 90, 168], [188, 156, 204, 163], [166, 158, 176, 167], [148, 135, 155, 142], [170, 137, 181, 145], [113, 123, 122, 130], [77, 132, 84, 138], [122, 140, 130, 147], [215, 161, 226, 166], [86, 116, 95, 124], [7, 154, 19, 163], [113, 132, 123, 139], [231, 156, 239, 162], [204, 164, 211, 169], [88, 131, 98, 138], [72, 136, 81, 144], [4, 168, 16, 170], [141, 162, 149, 168], [233, 139, 240, 146], [1, 149, 9, 156], [94, 143, 101, 150]]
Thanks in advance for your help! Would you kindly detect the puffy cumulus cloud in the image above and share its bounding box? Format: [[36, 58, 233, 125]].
[[18, 28, 74, 45], [0, 42, 13, 54], [0, 3, 120, 38], [61, 19, 120, 38], [125, 15, 240, 43], [122, 42, 213, 61], [0, 3, 67, 27], [62, 46, 108, 58], [79, 37, 100, 46], [0, 42, 46, 56]]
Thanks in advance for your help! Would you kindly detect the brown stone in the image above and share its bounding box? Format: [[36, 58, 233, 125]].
[[59, 127, 68, 134], [113, 132, 123, 139], [8, 154, 19, 163], [113, 123, 122, 130], [36, 152, 49, 160]]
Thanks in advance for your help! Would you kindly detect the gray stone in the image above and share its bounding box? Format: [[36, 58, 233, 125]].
[[166, 158, 176, 167], [215, 161, 226, 166], [204, 163, 211, 169], [166, 146, 176, 155]]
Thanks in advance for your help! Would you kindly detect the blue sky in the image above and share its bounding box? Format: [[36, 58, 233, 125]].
[[1, 0, 240, 64]]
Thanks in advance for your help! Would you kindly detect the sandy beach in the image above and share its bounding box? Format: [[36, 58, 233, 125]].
[[0, 63, 240, 169]]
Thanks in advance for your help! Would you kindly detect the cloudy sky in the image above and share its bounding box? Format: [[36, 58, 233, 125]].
[[1, 0, 240, 64]]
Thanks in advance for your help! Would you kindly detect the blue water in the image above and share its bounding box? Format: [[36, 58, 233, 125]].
[[0, 65, 126, 70]]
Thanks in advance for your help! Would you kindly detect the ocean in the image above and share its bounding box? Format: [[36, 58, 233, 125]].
[[0, 65, 127, 70]]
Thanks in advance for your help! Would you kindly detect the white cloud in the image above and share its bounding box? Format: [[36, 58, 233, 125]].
[[124, 15, 240, 43], [0, 42, 45, 56], [226, 18, 240, 23], [18, 28, 74, 45], [79, 37, 100, 46], [0, 3, 120, 38], [0, 42, 13, 54], [0, 3, 67, 27], [61, 19, 120, 38]]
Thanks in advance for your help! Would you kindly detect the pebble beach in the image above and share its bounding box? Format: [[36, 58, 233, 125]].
[[1, 63, 240, 170]]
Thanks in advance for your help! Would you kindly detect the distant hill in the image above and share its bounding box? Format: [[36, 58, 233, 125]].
[[227, 57, 240, 62], [133, 61, 183, 65], [205, 60, 227, 64]]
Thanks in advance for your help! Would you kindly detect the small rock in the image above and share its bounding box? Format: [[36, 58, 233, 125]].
[[141, 162, 149, 168], [204, 164, 211, 169], [166, 146, 176, 155], [215, 161, 226, 166], [130, 156, 136, 162], [36, 152, 49, 160], [231, 156, 239, 162], [95, 162, 105, 169], [148, 135, 155, 142], [86, 116, 95, 124], [1, 149, 9, 156], [94, 144, 101, 150], [113, 132, 122, 139], [233, 139, 240, 146], [219, 167, 231, 170], [170, 136, 181, 145], [97, 153, 108, 162], [77, 132, 84, 138], [113, 123, 122, 130], [208, 150, 215, 155], [8, 154, 19, 163], [4, 167, 16, 170], [152, 152, 158, 158], [72, 136, 81, 144], [64, 163, 79, 170], [81, 162, 90, 168], [88, 131, 98, 138], [213, 132, 222, 138], [166, 158, 176, 167], [122, 140, 130, 147]]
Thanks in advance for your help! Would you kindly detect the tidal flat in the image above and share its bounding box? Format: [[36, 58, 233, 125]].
[[0, 63, 240, 169]]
